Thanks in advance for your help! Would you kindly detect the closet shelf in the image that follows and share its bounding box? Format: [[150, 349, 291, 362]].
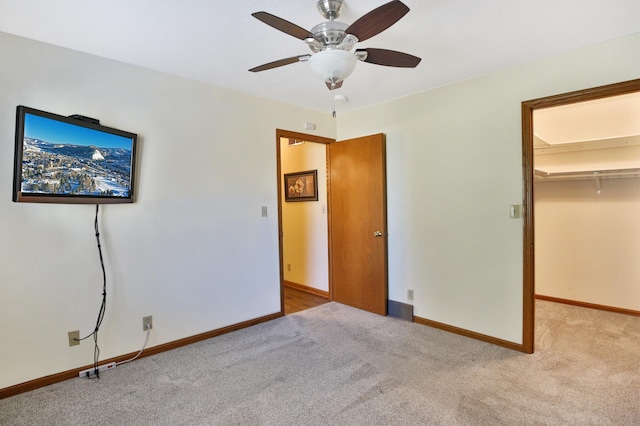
[[534, 168, 640, 181]]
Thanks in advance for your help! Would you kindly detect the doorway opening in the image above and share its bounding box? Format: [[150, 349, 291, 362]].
[[521, 79, 640, 353], [276, 129, 334, 315], [276, 130, 389, 317]]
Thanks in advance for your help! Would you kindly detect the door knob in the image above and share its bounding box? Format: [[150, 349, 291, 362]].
[[373, 231, 383, 237]]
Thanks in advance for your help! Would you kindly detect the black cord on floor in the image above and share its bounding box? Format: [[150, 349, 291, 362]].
[[76, 204, 107, 378]]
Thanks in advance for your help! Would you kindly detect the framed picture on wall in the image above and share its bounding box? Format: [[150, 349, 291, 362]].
[[284, 170, 318, 202]]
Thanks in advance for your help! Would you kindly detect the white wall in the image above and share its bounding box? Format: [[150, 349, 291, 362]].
[[0, 32, 335, 389], [1, 30, 638, 390], [535, 178, 640, 310], [280, 139, 329, 292], [337, 34, 640, 344]]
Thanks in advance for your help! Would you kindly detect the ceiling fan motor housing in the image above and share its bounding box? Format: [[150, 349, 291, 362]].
[[306, 21, 350, 52]]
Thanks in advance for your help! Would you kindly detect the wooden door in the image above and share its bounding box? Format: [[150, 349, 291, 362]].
[[328, 133, 388, 315]]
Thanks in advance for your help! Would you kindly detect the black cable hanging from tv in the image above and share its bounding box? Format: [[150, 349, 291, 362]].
[[75, 204, 108, 378]]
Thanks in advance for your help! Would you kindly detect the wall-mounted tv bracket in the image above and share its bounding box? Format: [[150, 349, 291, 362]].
[[69, 114, 100, 125]]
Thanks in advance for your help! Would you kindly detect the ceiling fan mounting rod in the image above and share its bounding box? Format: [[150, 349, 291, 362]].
[[317, 0, 344, 21]]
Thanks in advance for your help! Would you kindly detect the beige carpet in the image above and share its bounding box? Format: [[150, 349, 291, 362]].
[[1, 300, 639, 425]]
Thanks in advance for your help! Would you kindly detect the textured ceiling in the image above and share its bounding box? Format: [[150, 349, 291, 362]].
[[0, 0, 638, 113]]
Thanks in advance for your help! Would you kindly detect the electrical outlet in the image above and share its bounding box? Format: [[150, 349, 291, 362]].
[[287, 264, 291, 272], [142, 315, 153, 331], [407, 289, 414, 301], [68, 330, 80, 347]]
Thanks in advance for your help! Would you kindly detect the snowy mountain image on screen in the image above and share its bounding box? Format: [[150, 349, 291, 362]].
[[92, 149, 105, 160], [20, 138, 132, 197]]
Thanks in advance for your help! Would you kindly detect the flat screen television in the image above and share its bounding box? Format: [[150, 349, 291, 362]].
[[12, 106, 138, 204]]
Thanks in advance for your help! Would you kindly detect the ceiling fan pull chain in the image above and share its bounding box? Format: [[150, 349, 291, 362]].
[[331, 86, 336, 117]]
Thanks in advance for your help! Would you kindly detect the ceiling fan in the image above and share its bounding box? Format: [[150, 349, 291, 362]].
[[249, 0, 421, 91]]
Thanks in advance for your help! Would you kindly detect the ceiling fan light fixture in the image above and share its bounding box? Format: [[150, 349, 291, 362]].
[[308, 49, 357, 84]]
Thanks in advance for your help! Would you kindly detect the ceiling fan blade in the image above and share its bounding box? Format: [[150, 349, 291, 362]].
[[325, 81, 344, 90], [252, 12, 314, 40], [249, 55, 310, 72], [356, 48, 421, 68], [345, 0, 410, 42]]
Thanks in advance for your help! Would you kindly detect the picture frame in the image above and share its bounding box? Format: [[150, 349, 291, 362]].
[[284, 170, 318, 202]]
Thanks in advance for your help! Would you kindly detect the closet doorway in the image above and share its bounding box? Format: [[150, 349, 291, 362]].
[[521, 79, 640, 353], [533, 92, 640, 311]]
